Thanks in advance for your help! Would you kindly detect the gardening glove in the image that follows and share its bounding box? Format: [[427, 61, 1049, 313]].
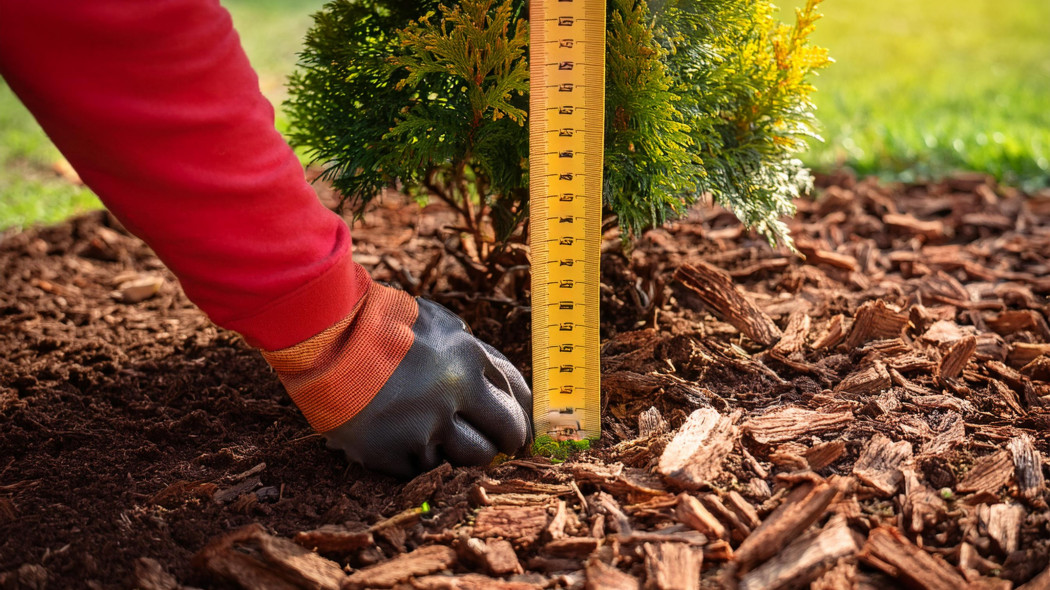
[[261, 282, 533, 478]]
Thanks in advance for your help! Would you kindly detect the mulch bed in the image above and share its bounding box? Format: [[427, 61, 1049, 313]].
[[2, 172, 1050, 589]]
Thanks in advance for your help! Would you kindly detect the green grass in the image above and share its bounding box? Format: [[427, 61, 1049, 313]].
[[0, 0, 326, 231], [791, 0, 1050, 190], [0, 85, 101, 229]]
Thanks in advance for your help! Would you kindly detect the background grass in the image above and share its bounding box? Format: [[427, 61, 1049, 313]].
[[1, 0, 1048, 229], [792, 0, 1050, 190], [0, 0, 326, 231]]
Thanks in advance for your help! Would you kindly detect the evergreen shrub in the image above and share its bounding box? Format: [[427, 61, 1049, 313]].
[[286, 0, 830, 275]]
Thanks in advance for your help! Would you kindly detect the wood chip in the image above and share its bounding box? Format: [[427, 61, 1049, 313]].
[[921, 320, 970, 346], [474, 538, 522, 575], [211, 476, 262, 505], [610, 528, 707, 548], [957, 450, 1013, 496], [771, 310, 811, 358], [1008, 434, 1046, 505], [976, 332, 1009, 362], [400, 463, 453, 507], [113, 275, 164, 304], [657, 408, 736, 489], [852, 434, 913, 497], [723, 491, 761, 530], [836, 362, 892, 395], [344, 545, 457, 589], [409, 574, 544, 590], [989, 379, 1026, 416], [977, 503, 1025, 555], [585, 559, 640, 590], [987, 310, 1050, 340], [861, 390, 902, 417], [902, 468, 947, 534], [676, 261, 782, 347], [1017, 565, 1050, 590], [638, 406, 668, 438], [596, 492, 633, 534], [193, 524, 347, 590], [813, 315, 847, 350], [738, 516, 859, 590], [473, 504, 550, 547], [939, 335, 977, 379], [734, 480, 841, 570], [909, 394, 975, 416], [805, 441, 846, 471], [478, 479, 573, 497], [543, 537, 600, 558], [570, 462, 667, 498], [743, 407, 854, 445], [675, 494, 726, 540], [810, 559, 858, 590], [643, 543, 702, 590], [729, 257, 792, 278], [919, 412, 965, 456], [859, 526, 969, 590], [698, 493, 751, 542], [1021, 355, 1050, 381], [546, 500, 568, 541], [844, 300, 909, 349], [293, 525, 373, 553], [884, 213, 947, 241], [1008, 343, 1050, 368], [798, 243, 860, 272]]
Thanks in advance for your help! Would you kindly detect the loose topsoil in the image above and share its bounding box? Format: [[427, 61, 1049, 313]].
[[2, 173, 1050, 590]]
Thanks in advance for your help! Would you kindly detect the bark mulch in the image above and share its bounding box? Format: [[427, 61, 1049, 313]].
[[2, 171, 1050, 589]]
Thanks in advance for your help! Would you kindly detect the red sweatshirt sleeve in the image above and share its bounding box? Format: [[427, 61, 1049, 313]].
[[0, 0, 371, 350]]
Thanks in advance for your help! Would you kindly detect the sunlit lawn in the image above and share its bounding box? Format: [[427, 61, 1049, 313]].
[[793, 0, 1050, 190]]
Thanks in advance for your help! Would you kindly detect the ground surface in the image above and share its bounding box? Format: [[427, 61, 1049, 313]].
[[2, 174, 1050, 589]]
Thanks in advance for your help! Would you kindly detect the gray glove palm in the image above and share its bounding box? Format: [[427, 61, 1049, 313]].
[[324, 299, 533, 478]]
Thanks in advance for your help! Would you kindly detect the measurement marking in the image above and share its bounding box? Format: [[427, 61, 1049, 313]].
[[546, 281, 596, 287]]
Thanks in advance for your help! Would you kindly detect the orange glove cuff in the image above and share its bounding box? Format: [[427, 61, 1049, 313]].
[[261, 283, 418, 433]]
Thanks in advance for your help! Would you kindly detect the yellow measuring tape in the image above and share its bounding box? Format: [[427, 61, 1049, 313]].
[[530, 0, 604, 441]]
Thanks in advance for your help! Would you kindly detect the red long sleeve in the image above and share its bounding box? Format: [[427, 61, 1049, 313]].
[[0, 0, 371, 350]]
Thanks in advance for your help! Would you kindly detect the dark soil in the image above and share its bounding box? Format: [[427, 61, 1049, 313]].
[[2, 172, 1050, 589]]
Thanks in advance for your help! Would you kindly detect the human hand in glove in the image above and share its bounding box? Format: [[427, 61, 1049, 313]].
[[262, 282, 533, 478]]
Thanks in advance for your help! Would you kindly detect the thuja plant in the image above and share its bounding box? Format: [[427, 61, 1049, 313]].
[[285, 0, 830, 288]]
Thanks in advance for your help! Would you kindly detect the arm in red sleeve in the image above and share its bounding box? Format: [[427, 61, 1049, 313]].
[[0, 0, 370, 350]]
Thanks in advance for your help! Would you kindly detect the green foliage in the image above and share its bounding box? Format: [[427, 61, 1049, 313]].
[[285, 0, 829, 251], [531, 435, 592, 463], [604, 0, 697, 239], [653, 0, 831, 244]]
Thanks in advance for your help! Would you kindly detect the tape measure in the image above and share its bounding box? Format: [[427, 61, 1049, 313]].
[[529, 0, 604, 441]]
